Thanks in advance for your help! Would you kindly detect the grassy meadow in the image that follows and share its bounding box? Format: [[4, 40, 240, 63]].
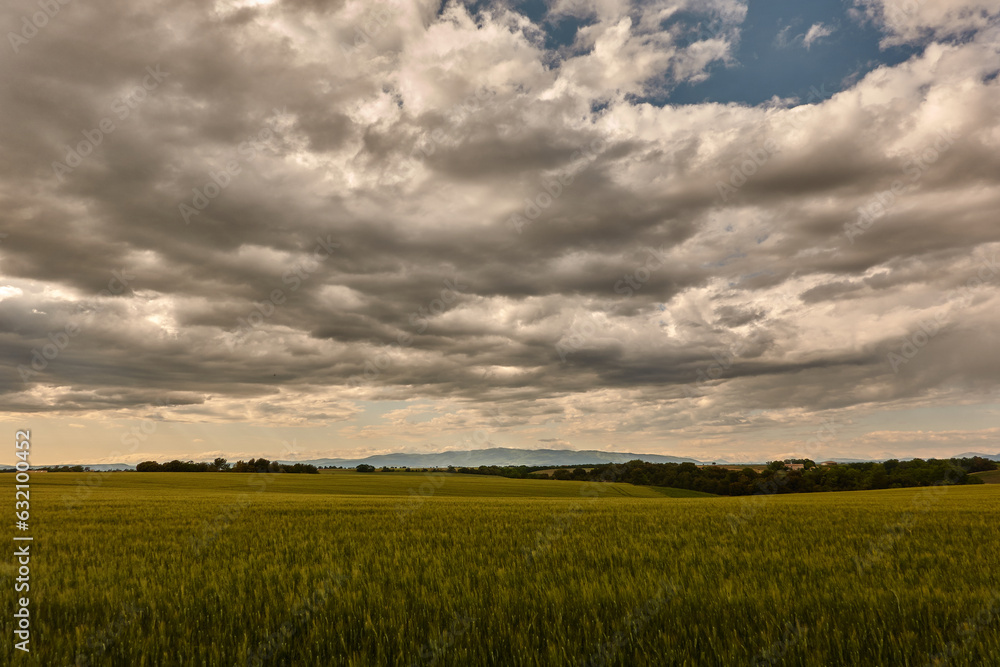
[[972, 469, 1000, 484], [2, 470, 999, 665]]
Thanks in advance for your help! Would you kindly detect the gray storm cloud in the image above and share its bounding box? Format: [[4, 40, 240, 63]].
[[1, 0, 998, 451]]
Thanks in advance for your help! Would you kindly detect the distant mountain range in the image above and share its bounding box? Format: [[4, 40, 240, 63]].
[[278, 447, 706, 469], [0, 449, 701, 471], [952, 452, 1000, 460], [8, 449, 997, 471], [285, 448, 1000, 468], [0, 463, 134, 471]]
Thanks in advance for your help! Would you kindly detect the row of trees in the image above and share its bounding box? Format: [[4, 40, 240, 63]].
[[456, 457, 995, 496], [354, 465, 461, 472], [454, 464, 574, 478], [136, 458, 318, 474]]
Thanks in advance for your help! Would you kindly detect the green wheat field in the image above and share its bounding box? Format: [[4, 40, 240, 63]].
[[3, 470, 999, 666]]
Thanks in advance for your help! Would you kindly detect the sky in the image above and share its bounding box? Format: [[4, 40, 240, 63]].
[[1, 0, 999, 465]]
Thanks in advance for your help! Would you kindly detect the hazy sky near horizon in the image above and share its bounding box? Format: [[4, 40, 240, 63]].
[[2, 0, 999, 465]]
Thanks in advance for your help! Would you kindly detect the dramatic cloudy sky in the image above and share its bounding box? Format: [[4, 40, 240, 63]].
[[2, 0, 999, 465]]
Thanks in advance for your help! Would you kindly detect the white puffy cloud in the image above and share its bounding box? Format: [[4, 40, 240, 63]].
[[855, 0, 1000, 45]]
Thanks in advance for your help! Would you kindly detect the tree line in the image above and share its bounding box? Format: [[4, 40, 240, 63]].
[[135, 458, 318, 474], [455, 457, 996, 496]]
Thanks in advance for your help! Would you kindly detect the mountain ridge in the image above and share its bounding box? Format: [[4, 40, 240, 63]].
[[14, 449, 998, 470], [279, 447, 706, 468]]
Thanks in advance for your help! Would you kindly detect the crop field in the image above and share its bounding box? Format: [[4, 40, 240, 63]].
[[2, 472, 999, 666], [972, 469, 1000, 484]]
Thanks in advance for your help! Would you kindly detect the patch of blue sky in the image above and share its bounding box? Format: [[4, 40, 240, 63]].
[[459, 0, 922, 107], [641, 0, 919, 106]]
